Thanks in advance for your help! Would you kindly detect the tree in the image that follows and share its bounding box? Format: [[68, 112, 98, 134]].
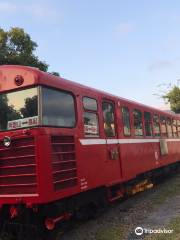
[[163, 85, 180, 114], [51, 71, 60, 76], [0, 95, 21, 130], [20, 95, 38, 117], [0, 27, 49, 71]]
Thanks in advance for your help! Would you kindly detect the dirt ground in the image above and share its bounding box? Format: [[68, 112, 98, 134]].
[[58, 173, 180, 240]]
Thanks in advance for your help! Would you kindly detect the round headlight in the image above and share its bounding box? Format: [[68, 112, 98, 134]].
[[14, 75, 24, 86], [3, 136, 11, 147]]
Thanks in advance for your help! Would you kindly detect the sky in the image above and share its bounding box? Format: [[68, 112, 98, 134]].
[[1, 0, 180, 109]]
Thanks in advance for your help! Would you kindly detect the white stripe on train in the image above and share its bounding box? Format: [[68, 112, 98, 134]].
[[79, 138, 180, 145]]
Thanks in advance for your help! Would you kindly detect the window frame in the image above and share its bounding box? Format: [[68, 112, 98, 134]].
[[83, 96, 98, 111], [172, 119, 178, 138], [40, 85, 77, 128], [83, 111, 99, 137], [121, 106, 131, 136], [83, 96, 99, 137], [160, 115, 168, 138], [102, 100, 116, 138], [133, 109, 143, 137], [0, 86, 40, 132], [144, 111, 153, 137], [177, 120, 180, 137], [166, 117, 173, 138], [153, 114, 161, 137]]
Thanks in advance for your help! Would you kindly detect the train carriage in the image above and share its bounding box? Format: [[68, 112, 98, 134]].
[[0, 65, 179, 239]]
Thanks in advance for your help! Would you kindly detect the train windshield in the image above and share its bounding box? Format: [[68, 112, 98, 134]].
[[0, 87, 38, 131], [41, 87, 76, 127]]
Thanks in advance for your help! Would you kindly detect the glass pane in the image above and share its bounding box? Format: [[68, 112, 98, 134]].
[[84, 112, 99, 136], [172, 119, 177, 137], [153, 114, 160, 136], [0, 87, 38, 131], [160, 116, 167, 137], [42, 87, 75, 127], [172, 120, 177, 137], [133, 109, 143, 136], [144, 111, 151, 121], [83, 97, 97, 111], [178, 120, 180, 137], [102, 102, 115, 137], [122, 107, 131, 136], [167, 118, 173, 137], [144, 112, 152, 136]]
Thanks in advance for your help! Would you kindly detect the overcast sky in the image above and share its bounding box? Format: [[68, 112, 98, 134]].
[[1, 0, 180, 109]]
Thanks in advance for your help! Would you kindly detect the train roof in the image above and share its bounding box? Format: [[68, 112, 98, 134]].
[[0, 65, 179, 119]]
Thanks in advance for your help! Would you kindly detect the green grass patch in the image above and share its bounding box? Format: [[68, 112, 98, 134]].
[[145, 216, 180, 240], [151, 175, 180, 205], [95, 225, 125, 240]]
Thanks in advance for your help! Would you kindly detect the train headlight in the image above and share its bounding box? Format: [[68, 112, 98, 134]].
[[14, 75, 24, 86], [3, 136, 11, 147]]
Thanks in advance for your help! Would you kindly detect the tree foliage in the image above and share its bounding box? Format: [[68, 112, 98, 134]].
[[0, 27, 48, 71], [163, 85, 180, 114], [51, 71, 60, 76], [0, 95, 21, 130], [20, 96, 38, 118]]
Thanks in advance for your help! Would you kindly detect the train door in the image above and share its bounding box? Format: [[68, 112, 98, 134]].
[[102, 100, 122, 183]]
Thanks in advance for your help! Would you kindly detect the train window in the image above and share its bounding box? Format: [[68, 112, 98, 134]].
[[160, 116, 167, 137], [172, 119, 178, 137], [0, 87, 38, 131], [153, 114, 160, 137], [102, 102, 116, 137], [83, 97, 97, 111], [167, 118, 173, 138], [133, 109, 143, 136], [177, 120, 180, 137], [144, 112, 153, 136], [84, 112, 99, 136], [42, 87, 76, 127], [121, 107, 131, 136]]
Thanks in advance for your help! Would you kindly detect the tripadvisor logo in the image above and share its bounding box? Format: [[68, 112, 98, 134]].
[[135, 226, 173, 236], [135, 227, 143, 236]]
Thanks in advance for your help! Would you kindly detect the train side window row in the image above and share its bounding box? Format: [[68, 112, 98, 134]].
[[82, 97, 180, 138], [121, 106, 180, 138]]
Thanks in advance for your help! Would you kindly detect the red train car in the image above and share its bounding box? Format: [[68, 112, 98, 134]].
[[0, 65, 179, 238]]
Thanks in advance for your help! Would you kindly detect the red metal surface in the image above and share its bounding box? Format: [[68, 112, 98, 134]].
[[51, 135, 77, 191], [0, 65, 179, 208], [0, 137, 37, 195]]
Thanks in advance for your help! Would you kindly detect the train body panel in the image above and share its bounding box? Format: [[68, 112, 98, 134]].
[[0, 65, 179, 234]]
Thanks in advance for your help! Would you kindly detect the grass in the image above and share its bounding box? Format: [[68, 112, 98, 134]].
[[95, 173, 180, 240], [95, 225, 125, 240], [151, 174, 180, 205], [145, 216, 180, 240]]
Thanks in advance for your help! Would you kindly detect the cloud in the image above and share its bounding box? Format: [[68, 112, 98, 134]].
[[0, 1, 59, 20], [116, 22, 134, 35], [148, 58, 180, 71]]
